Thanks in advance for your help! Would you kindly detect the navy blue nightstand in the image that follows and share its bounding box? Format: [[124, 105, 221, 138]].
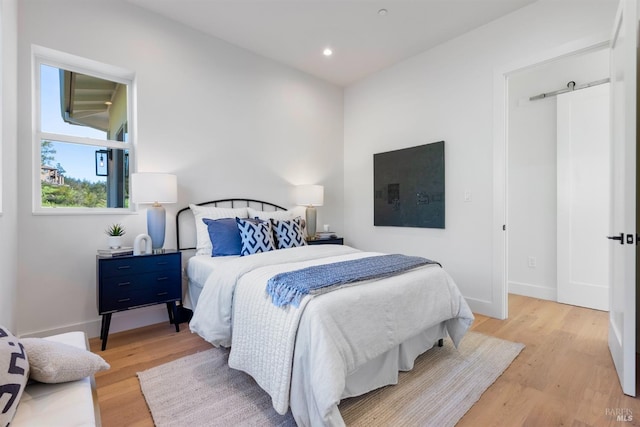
[[306, 237, 344, 245], [97, 250, 182, 350]]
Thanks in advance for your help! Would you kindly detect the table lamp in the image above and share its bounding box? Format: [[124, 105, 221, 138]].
[[295, 184, 324, 240], [131, 173, 178, 251]]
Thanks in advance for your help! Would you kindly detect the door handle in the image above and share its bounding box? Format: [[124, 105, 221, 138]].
[[607, 233, 624, 244]]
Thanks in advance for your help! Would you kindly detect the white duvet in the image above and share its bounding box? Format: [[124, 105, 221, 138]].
[[189, 245, 474, 426]]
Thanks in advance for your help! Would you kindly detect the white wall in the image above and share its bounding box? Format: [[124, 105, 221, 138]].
[[343, 1, 617, 316], [508, 48, 609, 301], [0, 0, 18, 330], [17, 0, 344, 337]]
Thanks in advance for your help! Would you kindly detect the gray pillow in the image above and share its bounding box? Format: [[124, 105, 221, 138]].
[[0, 326, 29, 427], [21, 338, 110, 384]]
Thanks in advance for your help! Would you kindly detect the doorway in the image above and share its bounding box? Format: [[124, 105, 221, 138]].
[[506, 47, 610, 310]]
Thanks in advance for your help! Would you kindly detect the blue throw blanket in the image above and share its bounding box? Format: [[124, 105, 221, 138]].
[[266, 254, 440, 307]]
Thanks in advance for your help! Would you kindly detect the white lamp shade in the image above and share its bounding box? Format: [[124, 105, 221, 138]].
[[295, 184, 324, 207], [131, 173, 178, 204]]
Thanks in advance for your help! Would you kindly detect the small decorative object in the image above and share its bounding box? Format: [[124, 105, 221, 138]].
[[133, 234, 153, 255], [105, 223, 126, 249], [131, 173, 178, 252], [295, 184, 324, 240]]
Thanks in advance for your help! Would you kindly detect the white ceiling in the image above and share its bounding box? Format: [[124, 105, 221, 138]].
[[128, 0, 538, 87]]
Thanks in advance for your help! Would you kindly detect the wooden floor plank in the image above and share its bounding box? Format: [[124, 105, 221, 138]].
[[90, 294, 640, 426]]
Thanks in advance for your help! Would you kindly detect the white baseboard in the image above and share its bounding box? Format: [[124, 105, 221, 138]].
[[465, 297, 504, 319], [509, 280, 556, 302], [20, 305, 171, 339], [20, 319, 101, 339]]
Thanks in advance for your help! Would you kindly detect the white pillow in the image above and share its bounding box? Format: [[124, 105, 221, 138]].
[[190, 204, 249, 256], [247, 206, 306, 224], [20, 338, 109, 383], [247, 207, 307, 232]]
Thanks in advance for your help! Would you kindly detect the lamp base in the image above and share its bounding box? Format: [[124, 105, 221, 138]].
[[306, 206, 317, 240], [147, 205, 166, 250]]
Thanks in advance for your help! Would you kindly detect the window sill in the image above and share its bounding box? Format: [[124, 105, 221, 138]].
[[32, 207, 137, 216]]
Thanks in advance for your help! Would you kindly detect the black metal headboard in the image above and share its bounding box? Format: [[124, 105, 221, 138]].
[[176, 198, 287, 251]]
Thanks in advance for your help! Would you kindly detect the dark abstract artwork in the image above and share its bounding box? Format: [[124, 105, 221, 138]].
[[373, 141, 445, 228]]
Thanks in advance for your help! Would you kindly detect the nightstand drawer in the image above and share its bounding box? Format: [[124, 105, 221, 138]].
[[100, 289, 181, 312], [100, 288, 152, 312], [98, 266, 181, 313], [99, 254, 180, 278], [100, 269, 180, 291]]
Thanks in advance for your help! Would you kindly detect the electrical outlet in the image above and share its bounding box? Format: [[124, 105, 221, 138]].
[[464, 191, 472, 202], [528, 256, 536, 268]]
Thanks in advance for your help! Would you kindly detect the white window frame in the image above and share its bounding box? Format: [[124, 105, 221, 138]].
[[0, 5, 4, 215], [32, 45, 136, 215]]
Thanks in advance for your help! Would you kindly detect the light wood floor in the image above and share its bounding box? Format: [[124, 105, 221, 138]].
[[89, 294, 640, 426]]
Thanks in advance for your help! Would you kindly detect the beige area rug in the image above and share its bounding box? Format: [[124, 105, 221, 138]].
[[137, 332, 524, 426]]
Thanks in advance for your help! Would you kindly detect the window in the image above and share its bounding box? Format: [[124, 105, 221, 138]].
[[33, 46, 134, 213]]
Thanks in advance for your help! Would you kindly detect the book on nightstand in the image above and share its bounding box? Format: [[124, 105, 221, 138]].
[[97, 247, 134, 257], [315, 232, 338, 240]]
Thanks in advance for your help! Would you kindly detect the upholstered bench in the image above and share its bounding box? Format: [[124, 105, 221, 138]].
[[11, 331, 102, 426]]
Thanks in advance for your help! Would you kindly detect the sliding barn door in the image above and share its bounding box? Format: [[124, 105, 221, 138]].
[[557, 83, 610, 311]]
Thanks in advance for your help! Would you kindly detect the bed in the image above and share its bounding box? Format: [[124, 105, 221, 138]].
[[178, 199, 474, 427]]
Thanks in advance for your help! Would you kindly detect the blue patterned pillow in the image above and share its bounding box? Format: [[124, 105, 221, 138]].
[[236, 218, 276, 256], [0, 326, 28, 427], [271, 217, 307, 249]]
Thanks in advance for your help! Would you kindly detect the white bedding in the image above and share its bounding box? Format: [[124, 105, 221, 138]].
[[189, 245, 474, 426], [190, 245, 360, 346], [185, 254, 239, 309]]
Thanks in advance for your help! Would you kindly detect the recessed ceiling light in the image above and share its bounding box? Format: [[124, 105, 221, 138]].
[[378, 8, 388, 16], [323, 48, 333, 57]]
